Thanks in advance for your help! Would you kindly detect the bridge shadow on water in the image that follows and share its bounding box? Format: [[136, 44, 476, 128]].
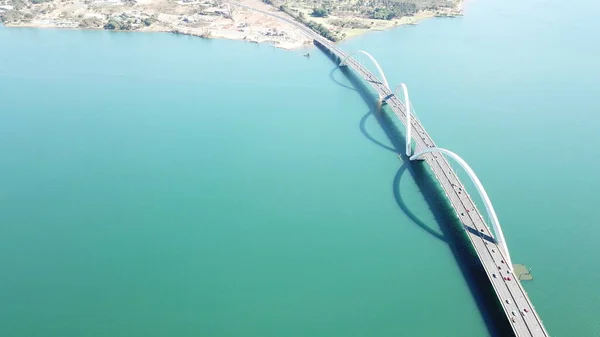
[[329, 67, 357, 92], [359, 110, 396, 154], [326, 60, 513, 336]]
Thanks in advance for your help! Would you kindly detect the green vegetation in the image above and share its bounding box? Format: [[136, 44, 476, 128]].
[[329, 18, 371, 29], [103, 15, 134, 30], [79, 17, 103, 28], [311, 7, 328, 18], [0, 0, 32, 21], [10, 0, 29, 10], [0, 9, 21, 23], [103, 19, 122, 30], [304, 20, 339, 41], [102, 13, 156, 30], [143, 15, 157, 26], [271, 0, 458, 42], [279, 4, 340, 41], [275, 0, 457, 21], [370, 2, 417, 20]]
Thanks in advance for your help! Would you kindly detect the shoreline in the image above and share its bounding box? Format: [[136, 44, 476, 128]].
[[341, 9, 462, 41], [1, 21, 313, 50], [0, 0, 463, 50]]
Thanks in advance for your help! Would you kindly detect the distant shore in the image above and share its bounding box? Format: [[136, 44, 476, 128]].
[[0, 0, 463, 50]]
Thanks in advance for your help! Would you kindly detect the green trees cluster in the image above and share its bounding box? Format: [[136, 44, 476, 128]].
[[271, 0, 441, 22], [104, 19, 129, 30], [143, 15, 157, 26], [79, 17, 103, 28], [329, 18, 371, 29], [103, 14, 156, 30], [311, 7, 328, 17], [279, 5, 339, 42], [0, 9, 21, 23], [304, 20, 338, 41], [370, 2, 417, 20]]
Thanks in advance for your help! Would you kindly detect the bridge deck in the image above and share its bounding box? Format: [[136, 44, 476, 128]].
[[313, 39, 550, 337]]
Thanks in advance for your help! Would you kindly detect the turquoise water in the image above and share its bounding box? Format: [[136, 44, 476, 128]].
[[1, 0, 599, 336]]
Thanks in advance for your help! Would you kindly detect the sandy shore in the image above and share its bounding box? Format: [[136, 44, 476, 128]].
[[0, 0, 462, 49]]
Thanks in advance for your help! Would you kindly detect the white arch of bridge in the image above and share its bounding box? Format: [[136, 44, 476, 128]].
[[339, 51, 390, 91], [410, 147, 513, 269], [395, 83, 413, 157]]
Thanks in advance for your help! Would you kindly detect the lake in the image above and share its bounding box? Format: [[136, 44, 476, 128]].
[[1, 0, 599, 335]]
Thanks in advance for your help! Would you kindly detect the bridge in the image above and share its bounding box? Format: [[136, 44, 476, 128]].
[[313, 39, 550, 336], [222, 3, 550, 335]]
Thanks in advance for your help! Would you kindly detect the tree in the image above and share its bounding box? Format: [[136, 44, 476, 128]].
[[311, 7, 328, 18], [371, 8, 394, 20], [104, 19, 121, 30], [79, 17, 103, 28], [1, 10, 21, 23], [143, 16, 156, 26]]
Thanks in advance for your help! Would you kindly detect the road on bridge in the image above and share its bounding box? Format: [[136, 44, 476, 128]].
[[316, 39, 550, 337], [222, 3, 550, 335]]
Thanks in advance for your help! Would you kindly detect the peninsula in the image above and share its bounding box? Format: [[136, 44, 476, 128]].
[[0, 0, 462, 49]]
